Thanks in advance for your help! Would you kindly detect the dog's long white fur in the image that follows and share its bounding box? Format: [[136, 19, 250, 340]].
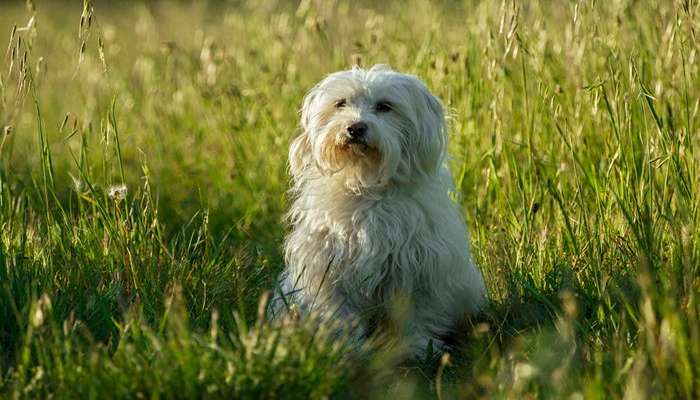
[[270, 65, 487, 357]]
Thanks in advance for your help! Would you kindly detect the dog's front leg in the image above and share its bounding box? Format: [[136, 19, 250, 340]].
[[403, 307, 452, 359], [316, 293, 370, 347]]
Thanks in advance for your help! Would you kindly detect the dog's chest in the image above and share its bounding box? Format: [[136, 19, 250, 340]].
[[309, 196, 437, 273]]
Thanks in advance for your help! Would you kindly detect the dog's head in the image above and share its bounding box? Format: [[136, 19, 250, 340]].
[[290, 65, 447, 190]]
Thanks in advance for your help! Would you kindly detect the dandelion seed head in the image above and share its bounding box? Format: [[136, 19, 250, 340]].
[[107, 184, 128, 201]]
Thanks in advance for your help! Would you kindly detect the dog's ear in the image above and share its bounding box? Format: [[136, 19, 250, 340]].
[[289, 133, 311, 177], [412, 80, 447, 174], [300, 83, 321, 133], [289, 87, 320, 177]]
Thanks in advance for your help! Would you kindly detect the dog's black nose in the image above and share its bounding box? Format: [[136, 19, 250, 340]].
[[347, 122, 368, 138]]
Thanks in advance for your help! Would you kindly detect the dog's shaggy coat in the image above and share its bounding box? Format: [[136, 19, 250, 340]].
[[270, 65, 487, 357]]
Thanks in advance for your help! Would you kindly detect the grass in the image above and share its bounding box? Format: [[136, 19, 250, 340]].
[[0, 0, 699, 398]]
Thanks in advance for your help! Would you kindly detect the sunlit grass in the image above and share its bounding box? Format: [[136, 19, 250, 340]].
[[1, 0, 699, 398]]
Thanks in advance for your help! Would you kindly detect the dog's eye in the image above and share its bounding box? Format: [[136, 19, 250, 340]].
[[334, 98, 347, 109], [375, 101, 392, 113]]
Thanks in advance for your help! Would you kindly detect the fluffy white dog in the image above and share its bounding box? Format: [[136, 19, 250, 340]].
[[269, 65, 487, 358]]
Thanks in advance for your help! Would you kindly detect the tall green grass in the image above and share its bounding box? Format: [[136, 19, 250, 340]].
[[0, 0, 699, 398]]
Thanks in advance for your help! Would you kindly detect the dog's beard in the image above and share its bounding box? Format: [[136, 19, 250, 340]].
[[312, 124, 403, 191]]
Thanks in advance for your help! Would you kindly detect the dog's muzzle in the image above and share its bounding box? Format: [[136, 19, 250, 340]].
[[344, 121, 369, 146]]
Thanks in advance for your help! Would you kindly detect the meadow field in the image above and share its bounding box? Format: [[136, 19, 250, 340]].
[[0, 0, 699, 398]]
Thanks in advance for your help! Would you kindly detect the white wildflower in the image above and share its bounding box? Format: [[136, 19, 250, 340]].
[[107, 184, 128, 201]]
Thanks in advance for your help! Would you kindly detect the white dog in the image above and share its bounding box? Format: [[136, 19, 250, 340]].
[[269, 65, 487, 358]]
